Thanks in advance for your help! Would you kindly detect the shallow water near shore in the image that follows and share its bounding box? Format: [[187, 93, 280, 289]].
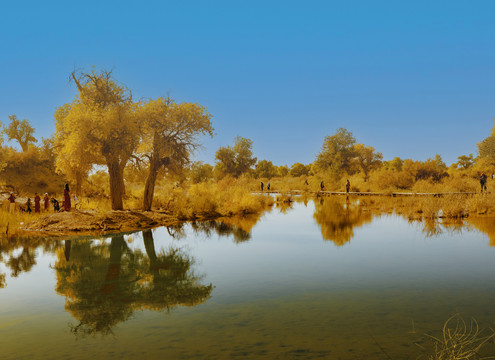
[[1, 197, 495, 359]]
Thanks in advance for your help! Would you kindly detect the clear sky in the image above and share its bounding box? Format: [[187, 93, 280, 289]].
[[1, 0, 494, 166]]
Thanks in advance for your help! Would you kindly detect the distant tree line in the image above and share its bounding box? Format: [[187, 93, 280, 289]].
[[200, 124, 495, 190], [2, 68, 495, 209]]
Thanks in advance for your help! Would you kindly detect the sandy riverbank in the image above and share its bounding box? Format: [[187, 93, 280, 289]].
[[19, 209, 183, 236]]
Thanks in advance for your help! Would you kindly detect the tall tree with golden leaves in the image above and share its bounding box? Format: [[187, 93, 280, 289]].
[[214, 136, 257, 178], [477, 120, 495, 163], [136, 98, 213, 211], [54, 103, 95, 195], [55, 69, 140, 209], [315, 128, 356, 175], [2, 115, 37, 152], [353, 143, 383, 181]]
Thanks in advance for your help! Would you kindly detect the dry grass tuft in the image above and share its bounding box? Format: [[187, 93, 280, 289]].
[[422, 314, 495, 360]]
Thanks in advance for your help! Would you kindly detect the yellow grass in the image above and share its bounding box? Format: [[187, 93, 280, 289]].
[[0, 208, 46, 236]]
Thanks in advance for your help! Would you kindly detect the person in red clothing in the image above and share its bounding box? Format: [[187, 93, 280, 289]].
[[63, 184, 71, 211], [34, 193, 41, 213], [43, 193, 50, 211]]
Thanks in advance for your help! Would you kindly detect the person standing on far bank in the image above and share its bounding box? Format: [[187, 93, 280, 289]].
[[8, 192, 15, 214], [43, 193, 50, 212], [346, 179, 351, 194], [64, 184, 71, 211], [480, 173, 487, 193], [26, 198, 32, 213], [34, 193, 41, 213]]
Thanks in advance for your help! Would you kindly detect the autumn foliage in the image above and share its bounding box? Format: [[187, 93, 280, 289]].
[[1, 69, 495, 218]]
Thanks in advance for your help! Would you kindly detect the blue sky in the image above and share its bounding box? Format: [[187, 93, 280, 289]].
[[1, 0, 494, 166]]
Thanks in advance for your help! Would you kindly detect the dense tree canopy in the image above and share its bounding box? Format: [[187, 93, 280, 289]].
[[353, 144, 383, 181], [136, 98, 213, 210], [189, 161, 214, 183], [255, 160, 277, 179], [215, 136, 257, 178], [289, 162, 310, 177], [55, 69, 140, 209], [3, 114, 37, 152], [315, 128, 356, 174], [455, 154, 474, 170]]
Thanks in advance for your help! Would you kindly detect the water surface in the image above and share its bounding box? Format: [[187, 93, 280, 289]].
[[1, 197, 495, 359]]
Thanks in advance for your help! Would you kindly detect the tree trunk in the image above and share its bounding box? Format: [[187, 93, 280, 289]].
[[142, 156, 159, 211], [19, 141, 28, 152], [106, 157, 124, 210], [143, 229, 168, 285], [64, 240, 72, 262], [75, 171, 83, 196], [101, 235, 125, 295], [142, 230, 157, 263]]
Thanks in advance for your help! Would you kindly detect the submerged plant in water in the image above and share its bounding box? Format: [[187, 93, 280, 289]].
[[422, 314, 495, 360]]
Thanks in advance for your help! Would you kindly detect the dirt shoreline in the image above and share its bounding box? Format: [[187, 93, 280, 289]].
[[19, 209, 187, 237]]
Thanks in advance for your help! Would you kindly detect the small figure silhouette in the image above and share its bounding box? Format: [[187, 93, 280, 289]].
[[25, 198, 32, 214], [480, 173, 487, 193], [51, 198, 60, 212], [8, 192, 15, 214]]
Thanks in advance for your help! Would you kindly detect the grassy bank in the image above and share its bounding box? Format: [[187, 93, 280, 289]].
[[357, 193, 495, 220], [5, 176, 495, 236], [5, 178, 275, 235], [0, 210, 45, 236]]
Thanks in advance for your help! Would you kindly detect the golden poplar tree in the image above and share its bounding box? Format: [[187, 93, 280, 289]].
[[136, 98, 213, 211], [2, 115, 37, 152], [54, 69, 140, 209]]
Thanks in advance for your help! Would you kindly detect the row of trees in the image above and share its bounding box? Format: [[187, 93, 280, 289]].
[[0, 114, 64, 194], [207, 126, 495, 187], [1, 115, 491, 199], [189, 129, 382, 182], [3, 68, 495, 208]]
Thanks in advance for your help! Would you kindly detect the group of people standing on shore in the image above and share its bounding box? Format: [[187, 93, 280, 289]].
[[259, 179, 352, 193], [260, 181, 271, 191], [319, 180, 351, 193], [7, 183, 75, 214]]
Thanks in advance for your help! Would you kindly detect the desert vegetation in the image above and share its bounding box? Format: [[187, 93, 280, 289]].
[[1, 68, 495, 235]]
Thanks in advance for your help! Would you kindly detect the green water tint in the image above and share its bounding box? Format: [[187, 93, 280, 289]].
[[1, 197, 495, 359]]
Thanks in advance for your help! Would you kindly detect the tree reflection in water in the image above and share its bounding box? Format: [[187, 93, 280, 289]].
[[466, 217, 495, 247], [276, 200, 294, 214], [54, 231, 212, 336], [313, 196, 373, 246], [167, 213, 263, 244], [190, 214, 261, 243], [3, 199, 495, 338], [0, 236, 59, 288]]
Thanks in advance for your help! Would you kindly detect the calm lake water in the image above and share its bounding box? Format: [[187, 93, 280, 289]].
[[2, 196, 495, 359]]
